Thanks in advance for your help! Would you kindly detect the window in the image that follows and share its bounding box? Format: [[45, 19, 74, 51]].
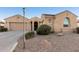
[[63, 17, 70, 27]]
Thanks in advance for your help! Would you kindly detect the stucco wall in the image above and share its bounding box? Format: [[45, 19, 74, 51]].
[[54, 12, 77, 32], [42, 16, 55, 31]]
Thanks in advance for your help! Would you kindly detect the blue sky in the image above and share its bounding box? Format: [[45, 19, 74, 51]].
[[26, 7, 79, 19], [0, 7, 79, 20], [0, 7, 22, 20]]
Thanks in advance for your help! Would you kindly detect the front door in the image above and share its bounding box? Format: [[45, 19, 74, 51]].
[[34, 22, 38, 31]]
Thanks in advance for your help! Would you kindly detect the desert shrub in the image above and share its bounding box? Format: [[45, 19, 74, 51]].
[[0, 27, 8, 32], [36, 24, 51, 35], [76, 27, 79, 34], [3, 28, 8, 31], [25, 31, 35, 39]]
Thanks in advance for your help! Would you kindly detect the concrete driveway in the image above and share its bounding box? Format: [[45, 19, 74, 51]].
[[0, 31, 24, 52]]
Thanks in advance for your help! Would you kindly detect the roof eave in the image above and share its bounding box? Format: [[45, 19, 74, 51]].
[[56, 10, 78, 17]]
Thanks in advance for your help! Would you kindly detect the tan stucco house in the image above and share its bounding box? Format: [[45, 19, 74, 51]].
[[4, 10, 77, 32]]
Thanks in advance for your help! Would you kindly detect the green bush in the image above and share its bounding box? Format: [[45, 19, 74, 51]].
[[76, 27, 79, 34], [0, 27, 8, 32], [36, 24, 51, 35], [25, 31, 35, 39], [3, 28, 8, 31]]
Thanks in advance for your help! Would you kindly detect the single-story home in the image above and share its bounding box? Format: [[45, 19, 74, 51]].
[[4, 10, 77, 32]]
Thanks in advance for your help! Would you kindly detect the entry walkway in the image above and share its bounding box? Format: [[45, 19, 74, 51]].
[[0, 31, 25, 52]]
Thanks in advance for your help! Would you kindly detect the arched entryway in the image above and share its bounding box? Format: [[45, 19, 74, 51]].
[[34, 22, 38, 31]]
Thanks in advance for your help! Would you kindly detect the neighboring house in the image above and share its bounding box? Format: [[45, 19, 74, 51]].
[[0, 20, 5, 28], [0, 20, 5, 30], [4, 10, 77, 32]]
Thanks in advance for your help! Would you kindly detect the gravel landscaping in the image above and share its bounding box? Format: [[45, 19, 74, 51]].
[[14, 32, 79, 52]]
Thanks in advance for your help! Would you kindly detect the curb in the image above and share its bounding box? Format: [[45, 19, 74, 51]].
[[10, 42, 18, 52]]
